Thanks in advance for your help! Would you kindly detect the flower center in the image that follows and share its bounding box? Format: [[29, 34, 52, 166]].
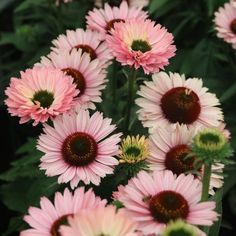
[[106, 19, 125, 32], [167, 229, 196, 236], [74, 44, 97, 60], [32, 90, 54, 108], [230, 18, 236, 34], [50, 214, 72, 236], [199, 133, 220, 145], [62, 68, 86, 96], [149, 190, 189, 224], [160, 87, 201, 124], [62, 132, 97, 166], [165, 144, 195, 175], [125, 146, 141, 157], [131, 39, 151, 53]]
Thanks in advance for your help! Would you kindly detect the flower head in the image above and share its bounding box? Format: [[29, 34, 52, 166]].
[[163, 220, 206, 236], [192, 128, 233, 164], [59, 205, 138, 236], [35, 49, 106, 110], [106, 19, 176, 74], [147, 125, 224, 194], [87, 1, 147, 40], [38, 109, 122, 188], [20, 187, 106, 236], [214, 2, 236, 48], [51, 28, 112, 68], [5, 68, 78, 126], [136, 72, 223, 131], [116, 170, 218, 235]]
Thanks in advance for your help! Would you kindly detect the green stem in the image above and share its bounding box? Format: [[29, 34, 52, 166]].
[[201, 163, 212, 201], [125, 69, 137, 133]]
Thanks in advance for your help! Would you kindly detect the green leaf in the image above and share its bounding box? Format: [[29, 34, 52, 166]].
[[149, 0, 168, 14]]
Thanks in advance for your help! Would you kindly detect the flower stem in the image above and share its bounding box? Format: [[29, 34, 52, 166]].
[[125, 69, 137, 133], [201, 163, 212, 201]]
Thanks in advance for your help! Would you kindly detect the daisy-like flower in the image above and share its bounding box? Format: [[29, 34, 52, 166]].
[[5, 68, 78, 126], [148, 124, 224, 194], [38, 109, 122, 188], [214, 2, 236, 49], [94, 0, 149, 9], [117, 170, 218, 235], [59, 205, 138, 236], [87, 1, 148, 39], [51, 28, 112, 68], [20, 187, 106, 236], [136, 72, 223, 130], [35, 49, 106, 110], [106, 19, 176, 74]]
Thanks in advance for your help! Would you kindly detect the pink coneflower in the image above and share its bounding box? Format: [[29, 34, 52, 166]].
[[106, 19, 176, 74], [214, 2, 236, 48], [87, 1, 148, 39], [136, 72, 223, 130], [35, 49, 106, 110], [20, 187, 106, 236], [94, 0, 149, 9], [60, 205, 138, 236], [5, 68, 78, 126], [148, 124, 224, 194], [51, 28, 112, 68], [117, 170, 218, 235], [38, 109, 122, 188]]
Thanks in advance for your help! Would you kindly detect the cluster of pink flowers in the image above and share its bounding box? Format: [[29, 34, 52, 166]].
[[4, 0, 233, 235]]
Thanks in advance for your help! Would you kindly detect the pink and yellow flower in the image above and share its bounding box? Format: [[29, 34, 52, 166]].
[[35, 49, 106, 110], [106, 19, 176, 74], [20, 187, 106, 236], [38, 109, 122, 188], [116, 170, 218, 235], [5, 68, 78, 126]]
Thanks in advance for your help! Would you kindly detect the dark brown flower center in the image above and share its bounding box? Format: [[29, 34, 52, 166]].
[[105, 19, 125, 32], [74, 44, 97, 60], [62, 68, 86, 96], [32, 90, 54, 108], [149, 190, 189, 224], [230, 18, 236, 34], [131, 40, 151, 53], [160, 87, 201, 124], [50, 214, 72, 236], [62, 132, 97, 166], [165, 144, 196, 175]]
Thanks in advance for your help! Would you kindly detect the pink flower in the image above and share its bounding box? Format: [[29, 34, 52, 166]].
[[38, 109, 122, 188], [214, 2, 236, 48], [148, 124, 224, 195], [35, 49, 106, 110], [106, 19, 176, 74], [60, 205, 138, 236], [136, 72, 223, 131], [20, 187, 106, 236], [117, 170, 218, 235], [51, 28, 112, 68], [5, 68, 78, 126], [87, 1, 147, 39]]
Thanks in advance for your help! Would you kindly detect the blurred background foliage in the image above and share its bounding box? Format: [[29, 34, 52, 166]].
[[0, 0, 236, 235]]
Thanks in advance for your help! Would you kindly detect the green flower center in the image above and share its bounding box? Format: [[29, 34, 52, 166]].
[[62, 68, 86, 96], [149, 190, 189, 224], [125, 146, 141, 157], [131, 39, 151, 53], [50, 214, 72, 236], [62, 132, 97, 166], [161, 87, 201, 124], [165, 145, 196, 175], [32, 90, 54, 108], [230, 18, 236, 34], [106, 19, 125, 32], [199, 133, 220, 145], [74, 44, 97, 60], [167, 229, 196, 236]]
